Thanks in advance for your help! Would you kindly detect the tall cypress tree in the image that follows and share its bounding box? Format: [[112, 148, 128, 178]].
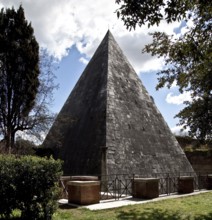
[[0, 5, 39, 152]]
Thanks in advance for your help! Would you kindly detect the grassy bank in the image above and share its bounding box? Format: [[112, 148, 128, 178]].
[[53, 191, 212, 220]]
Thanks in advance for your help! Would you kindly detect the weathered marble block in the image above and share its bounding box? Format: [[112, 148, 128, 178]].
[[178, 176, 194, 194], [132, 178, 159, 199], [67, 181, 100, 205]]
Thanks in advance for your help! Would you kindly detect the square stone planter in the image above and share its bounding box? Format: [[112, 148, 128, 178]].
[[67, 181, 100, 205], [178, 176, 194, 194], [132, 178, 159, 199]]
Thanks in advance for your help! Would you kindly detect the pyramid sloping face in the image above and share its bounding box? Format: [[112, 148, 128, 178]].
[[44, 31, 194, 175], [106, 32, 193, 174], [44, 32, 109, 175]]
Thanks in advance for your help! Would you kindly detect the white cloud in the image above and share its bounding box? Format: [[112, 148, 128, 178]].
[[180, 18, 194, 36], [166, 91, 192, 105], [16, 130, 46, 145], [170, 80, 178, 88], [79, 57, 89, 65], [171, 125, 189, 136], [1, 0, 180, 73]]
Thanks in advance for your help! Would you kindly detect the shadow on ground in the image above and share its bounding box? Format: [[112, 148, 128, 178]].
[[58, 203, 78, 210], [117, 209, 212, 220]]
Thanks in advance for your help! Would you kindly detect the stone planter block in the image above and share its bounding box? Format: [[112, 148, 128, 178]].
[[132, 178, 159, 199], [206, 174, 212, 190], [178, 176, 194, 194], [70, 176, 98, 181], [67, 181, 100, 205]]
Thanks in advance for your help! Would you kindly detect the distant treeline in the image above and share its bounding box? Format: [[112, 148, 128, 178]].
[[176, 136, 212, 150]]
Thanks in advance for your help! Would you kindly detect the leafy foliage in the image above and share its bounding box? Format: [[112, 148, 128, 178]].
[[116, 0, 212, 142], [0, 155, 62, 219], [0, 156, 17, 218], [115, 0, 193, 30], [0, 6, 58, 151]]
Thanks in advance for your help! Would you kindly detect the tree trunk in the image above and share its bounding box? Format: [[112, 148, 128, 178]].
[[5, 129, 15, 154], [5, 133, 11, 154]]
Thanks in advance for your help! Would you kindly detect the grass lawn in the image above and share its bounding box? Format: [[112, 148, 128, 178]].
[[53, 191, 212, 220]]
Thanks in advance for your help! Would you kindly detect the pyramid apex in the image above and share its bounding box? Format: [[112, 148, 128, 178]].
[[106, 29, 113, 35], [106, 29, 111, 33], [103, 29, 115, 41]]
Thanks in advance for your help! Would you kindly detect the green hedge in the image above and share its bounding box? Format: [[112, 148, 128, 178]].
[[0, 155, 62, 219]]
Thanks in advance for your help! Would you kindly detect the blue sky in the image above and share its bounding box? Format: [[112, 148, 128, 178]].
[[1, 0, 191, 136]]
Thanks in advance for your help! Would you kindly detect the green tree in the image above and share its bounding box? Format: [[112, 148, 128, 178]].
[[0, 6, 57, 152], [116, 0, 212, 142]]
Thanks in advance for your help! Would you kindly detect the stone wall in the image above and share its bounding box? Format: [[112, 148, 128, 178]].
[[185, 151, 212, 173]]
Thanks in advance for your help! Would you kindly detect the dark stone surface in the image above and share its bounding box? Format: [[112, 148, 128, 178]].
[[178, 176, 194, 194], [185, 151, 212, 173], [43, 30, 194, 176], [44, 31, 109, 175], [67, 181, 100, 205], [132, 178, 159, 199], [207, 175, 212, 190]]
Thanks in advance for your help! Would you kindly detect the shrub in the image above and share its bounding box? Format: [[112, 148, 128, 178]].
[[0, 155, 62, 219], [0, 155, 18, 218]]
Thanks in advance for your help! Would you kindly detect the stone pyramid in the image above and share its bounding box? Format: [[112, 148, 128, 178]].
[[43, 30, 194, 176]]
